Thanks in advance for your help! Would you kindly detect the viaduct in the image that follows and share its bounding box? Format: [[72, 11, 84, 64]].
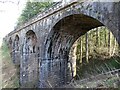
[[3, 0, 120, 88]]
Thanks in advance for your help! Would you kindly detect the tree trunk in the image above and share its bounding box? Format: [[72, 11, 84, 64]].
[[85, 32, 89, 63], [108, 31, 112, 56], [80, 37, 82, 64], [104, 27, 107, 47], [111, 38, 117, 56], [69, 41, 77, 78], [96, 27, 99, 48]]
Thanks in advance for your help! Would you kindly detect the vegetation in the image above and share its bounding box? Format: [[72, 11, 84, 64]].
[[3, 0, 120, 88], [74, 26, 120, 79], [1, 42, 10, 58], [17, 0, 53, 25], [0, 42, 19, 88], [65, 27, 120, 88]]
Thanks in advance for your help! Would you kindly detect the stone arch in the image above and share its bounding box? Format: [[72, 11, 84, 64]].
[[14, 35, 19, 51], [20, 30, 38, 88], [50, 2, 120, 45], [41, 12, 119, 87], [8, 37, 13, 57], [12, 35, 20, 64], [25, 30, 37, 53], [9, 37, 12, 43], [45, 14, 103, 58], [8, 37, 12, 46]]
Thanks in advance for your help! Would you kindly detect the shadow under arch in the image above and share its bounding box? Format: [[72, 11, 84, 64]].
[[14, 35, 19, 51], [20, 30, 39, 88], [25, 30, 37, 53], [45, 14, 104, 58], [8, 37, 13, 58], [8, 37, 12, 49], [12, 34, 20, 64], [40, 13, 120, 88]]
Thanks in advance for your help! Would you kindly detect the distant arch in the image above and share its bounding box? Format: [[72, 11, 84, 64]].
[[12, 35, 20, 64], [15, 35, 19, 41], [9, 37, 12, 45], [8, 37, 12, 49], [20, 30, 38, 87], [25, 30, 37, 53], [14, 35, 20, 51]]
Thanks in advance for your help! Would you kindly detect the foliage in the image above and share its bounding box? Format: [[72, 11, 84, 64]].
[[75, 26, 120, 79], [1, 41, 19, 88], [1, 41, 10, 59], [76, 27, 119, 62], [17, 0, 53, 25]]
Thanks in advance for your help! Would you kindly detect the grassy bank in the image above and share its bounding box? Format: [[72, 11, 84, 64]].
[[0, 42, 19, 88]]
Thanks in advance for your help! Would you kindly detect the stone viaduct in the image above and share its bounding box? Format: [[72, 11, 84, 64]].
[[3, 0, 120, 88]]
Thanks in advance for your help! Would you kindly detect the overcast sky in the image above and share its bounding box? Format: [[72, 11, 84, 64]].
[[0, 0, 26, 46], [0, 0, 118, 46], [0, 0, 63, 46]]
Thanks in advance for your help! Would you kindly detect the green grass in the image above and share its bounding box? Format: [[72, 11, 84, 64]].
[[1, 42, 10, 59], [0, 41, 19, 88], [76, 55, 120, 79]]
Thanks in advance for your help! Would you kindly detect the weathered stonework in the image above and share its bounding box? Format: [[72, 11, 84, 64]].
[[4, 1, 120, 88]]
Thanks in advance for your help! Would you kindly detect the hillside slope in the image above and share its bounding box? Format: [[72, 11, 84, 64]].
[[0, 42, 19, 88]]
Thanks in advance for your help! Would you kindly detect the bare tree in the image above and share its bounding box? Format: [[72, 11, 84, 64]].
[[85, 32, 89, 63]]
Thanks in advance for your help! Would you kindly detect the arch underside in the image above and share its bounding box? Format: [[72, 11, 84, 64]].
[[40, 14, 105, 87], [40, 2, 120, 87], [47, 14, 103, 57], [7, 2, 120, 88], [20, 30, 38, 88], [12, 35, 20, 64], [8, 37, 12, 49]]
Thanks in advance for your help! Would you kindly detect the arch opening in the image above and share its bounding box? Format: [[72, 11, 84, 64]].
[[25, 30, 37, 53], [20, 30, 38, 88], [69, 27, 120, 82], [8, 37, 12, 49], [42, 14, 120, 87], [12, 35, 20, 64], [8, 37, 13, 58], [14, 35, 19, 51]]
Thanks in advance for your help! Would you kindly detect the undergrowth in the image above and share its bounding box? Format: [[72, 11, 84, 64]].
[[0, 41, 19, 88]]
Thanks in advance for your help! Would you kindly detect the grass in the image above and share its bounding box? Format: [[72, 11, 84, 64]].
[[76, 54, 120, 79], [71, 48, 120, 88], [0, 41, 19, 88], [63, 69, 120, 88]]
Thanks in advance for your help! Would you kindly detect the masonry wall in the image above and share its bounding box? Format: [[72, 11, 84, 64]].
[[4, 1, 120, 88]]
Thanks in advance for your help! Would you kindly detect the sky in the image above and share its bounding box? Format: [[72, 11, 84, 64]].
[[0, 0, 26, 46], [0, 0, 63, 46], [0, 0, 26, 87], [0, 0, 118, 46]]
